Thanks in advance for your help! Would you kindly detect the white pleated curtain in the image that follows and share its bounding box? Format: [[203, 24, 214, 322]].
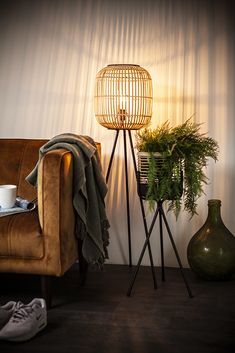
[[0, 0, 234, 266]]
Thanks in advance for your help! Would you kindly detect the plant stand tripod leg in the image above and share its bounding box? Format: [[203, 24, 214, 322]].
[[127, 207, 159, 296], [123, 129, 132, 267], [159, 208, 165, 282], [128, 130, 158, 289], [161, 208, 194, 298], [106, 129, 120, 183]]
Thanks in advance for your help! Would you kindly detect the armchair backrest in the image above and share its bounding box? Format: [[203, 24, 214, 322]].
[[0, 138, 102, 202], [0, 139, 47, 201]]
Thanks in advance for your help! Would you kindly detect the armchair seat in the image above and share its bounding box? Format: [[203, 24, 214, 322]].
[[0, 211, 43, 260]]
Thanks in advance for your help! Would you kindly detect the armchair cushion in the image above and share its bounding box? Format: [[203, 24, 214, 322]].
[[0, 211, 43, 259]]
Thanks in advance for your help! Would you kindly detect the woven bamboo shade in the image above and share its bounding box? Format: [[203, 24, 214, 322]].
[[94, 64, 153, 130]]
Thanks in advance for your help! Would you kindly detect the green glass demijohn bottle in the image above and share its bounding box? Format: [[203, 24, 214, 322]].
[[187, 199, 235, 280]]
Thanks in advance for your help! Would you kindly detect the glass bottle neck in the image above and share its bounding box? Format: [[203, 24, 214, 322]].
[[206, 199, 223, 225]]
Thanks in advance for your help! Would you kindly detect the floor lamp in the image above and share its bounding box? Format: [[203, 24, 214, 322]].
[[94, 64, 153, 267]]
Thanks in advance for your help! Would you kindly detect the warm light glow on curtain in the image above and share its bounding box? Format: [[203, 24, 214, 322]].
[[0, 0, 234, 266]]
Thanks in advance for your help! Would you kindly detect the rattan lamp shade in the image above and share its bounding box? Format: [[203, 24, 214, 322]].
[[94, 64, 153, 130]]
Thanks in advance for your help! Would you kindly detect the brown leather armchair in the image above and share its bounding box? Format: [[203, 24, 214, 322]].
[[0, 138, 100, 307]]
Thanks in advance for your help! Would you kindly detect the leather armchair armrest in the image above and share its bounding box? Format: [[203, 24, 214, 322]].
[[37, 149, 77, 274]]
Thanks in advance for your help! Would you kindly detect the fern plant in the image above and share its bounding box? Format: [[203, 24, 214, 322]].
[[136, 119, 219, 218]]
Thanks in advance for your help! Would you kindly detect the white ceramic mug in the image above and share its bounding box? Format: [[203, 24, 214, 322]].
[[0, 184, 17, 209]]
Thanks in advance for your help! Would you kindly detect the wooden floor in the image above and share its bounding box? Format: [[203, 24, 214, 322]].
[[0, 264, 235, 353]]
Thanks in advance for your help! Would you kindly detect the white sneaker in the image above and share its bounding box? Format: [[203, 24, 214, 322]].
[[0, 298, 47, 342], [0, 301, 23, 330]]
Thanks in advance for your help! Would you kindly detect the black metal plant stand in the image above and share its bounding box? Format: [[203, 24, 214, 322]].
[[106, 129, 193, 298], [127, 131, 193, 298]]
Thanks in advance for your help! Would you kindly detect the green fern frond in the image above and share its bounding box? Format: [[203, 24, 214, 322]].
[[136, 118, 219, 218]]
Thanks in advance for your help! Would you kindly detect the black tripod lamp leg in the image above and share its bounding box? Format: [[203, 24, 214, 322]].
[[123, 130, 132, 267], [127, 130, 158, 289], [161, 209, 194, 298], [127, 130, 137, 175], [106, 129, 120, 183]]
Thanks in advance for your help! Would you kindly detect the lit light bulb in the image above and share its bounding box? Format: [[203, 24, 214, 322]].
[[118, 96, 127, 123]]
